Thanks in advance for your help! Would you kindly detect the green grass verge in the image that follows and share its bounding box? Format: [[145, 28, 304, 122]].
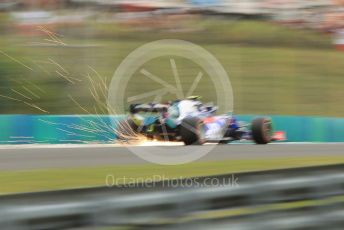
[[0, 40, 343, 116], [1, 155, 344, 194], [0, 18, 343, 116], [88, 19, 332, 48]]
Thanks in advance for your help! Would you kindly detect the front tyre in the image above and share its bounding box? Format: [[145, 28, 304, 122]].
[[180, 117, 206, 145], [251, 117, 272, 144]]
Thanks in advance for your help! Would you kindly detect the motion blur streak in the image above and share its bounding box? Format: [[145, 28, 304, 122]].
[[0, 0, 343, 229], [0, 143, 343, 170]]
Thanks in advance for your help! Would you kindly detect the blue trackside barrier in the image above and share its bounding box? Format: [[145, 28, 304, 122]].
[[0, 115, 342, 144], [237, 115, 344, 143]]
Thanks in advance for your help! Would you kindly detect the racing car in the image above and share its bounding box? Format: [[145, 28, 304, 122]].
[[116, 96, 285, 145]]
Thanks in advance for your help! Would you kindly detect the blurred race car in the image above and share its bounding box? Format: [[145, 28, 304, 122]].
[[117, 96, 285, 145]]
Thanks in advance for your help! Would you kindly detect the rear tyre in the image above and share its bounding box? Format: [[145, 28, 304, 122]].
[[116, 119, 138, 141], [251, 117, 272, 144], [180, 117, 206, 145]]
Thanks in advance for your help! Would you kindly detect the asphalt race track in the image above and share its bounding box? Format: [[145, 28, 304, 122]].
[[0, 143, 343, 170]]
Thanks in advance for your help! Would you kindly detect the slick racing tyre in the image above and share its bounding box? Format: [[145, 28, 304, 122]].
[[116, 119, 138, 141], [180, 117, 206, 145], [251, 117, 272, 144]]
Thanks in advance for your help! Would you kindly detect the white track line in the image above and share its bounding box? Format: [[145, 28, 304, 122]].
[[0, 142, 342, 150]]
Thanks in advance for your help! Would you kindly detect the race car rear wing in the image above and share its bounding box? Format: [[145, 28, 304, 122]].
[[129, 103, 169, 114]]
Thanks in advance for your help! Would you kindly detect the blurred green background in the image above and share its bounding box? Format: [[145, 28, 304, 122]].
[[0, 13, 343, 116]]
